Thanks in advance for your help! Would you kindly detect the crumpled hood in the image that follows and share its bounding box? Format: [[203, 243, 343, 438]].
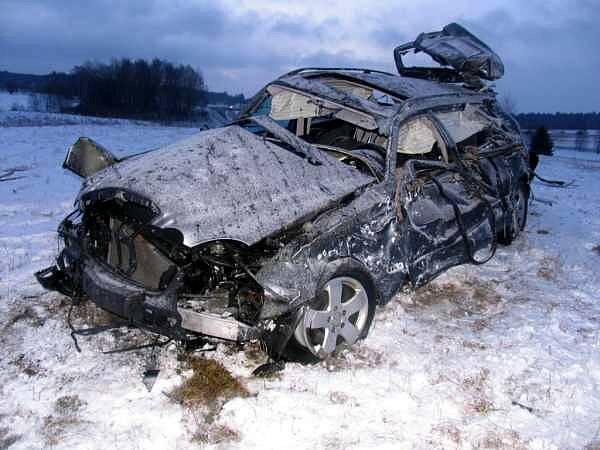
[[80, 125, 374, 247]]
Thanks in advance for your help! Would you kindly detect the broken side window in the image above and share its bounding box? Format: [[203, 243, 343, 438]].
[[396, 116, 447, 165], [435, 104, 518, 154], [397, 118, 437, 155], [435, 105, 490, 147]]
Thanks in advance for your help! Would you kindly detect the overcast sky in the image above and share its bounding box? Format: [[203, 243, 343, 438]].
[[1, 0, 598, 112]]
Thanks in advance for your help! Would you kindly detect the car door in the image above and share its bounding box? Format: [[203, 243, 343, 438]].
[[393, 114, 495, 287]]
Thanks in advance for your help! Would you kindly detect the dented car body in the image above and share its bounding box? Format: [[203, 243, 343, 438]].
[[37, 24, 530, 359]]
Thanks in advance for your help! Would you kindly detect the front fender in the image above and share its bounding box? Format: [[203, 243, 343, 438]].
[[256, 256, 378, 319]]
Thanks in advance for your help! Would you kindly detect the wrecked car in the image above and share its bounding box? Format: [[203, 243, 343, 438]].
[[36, 23, 530, 361]]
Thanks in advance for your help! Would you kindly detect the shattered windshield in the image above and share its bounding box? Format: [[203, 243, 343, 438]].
[[245, 86, 388, 152], [239, 89, 388, 181]]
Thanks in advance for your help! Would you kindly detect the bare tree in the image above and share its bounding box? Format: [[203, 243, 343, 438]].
[[575, 129, 588, 152]]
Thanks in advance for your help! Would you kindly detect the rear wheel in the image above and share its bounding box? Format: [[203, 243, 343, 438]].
[[291, 272, 376, 360], [498, 184, 529, 245]]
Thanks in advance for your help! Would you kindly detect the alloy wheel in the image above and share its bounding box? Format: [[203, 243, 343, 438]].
[[294, 276, 370, 358]]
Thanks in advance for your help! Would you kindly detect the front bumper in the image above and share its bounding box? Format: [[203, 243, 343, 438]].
[[36, 254, 261, 342]]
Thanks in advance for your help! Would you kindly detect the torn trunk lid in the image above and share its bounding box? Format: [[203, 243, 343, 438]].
[[394, 22, 504, 83], [79, 125, 375, 247]]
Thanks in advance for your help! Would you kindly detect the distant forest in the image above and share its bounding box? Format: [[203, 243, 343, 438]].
[[1, 68, 597, 127], [516, 113, 600, 130], [0, 61, 245, 119]]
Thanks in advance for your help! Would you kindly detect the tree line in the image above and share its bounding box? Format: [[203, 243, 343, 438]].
[[516, 112, 600, 130], [23, 58, 206, 119]]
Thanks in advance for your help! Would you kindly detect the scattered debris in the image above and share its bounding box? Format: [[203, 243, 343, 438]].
[[511, 400, 534, 413], [0, 166, 28, 183], [252, 360, 285, 378]]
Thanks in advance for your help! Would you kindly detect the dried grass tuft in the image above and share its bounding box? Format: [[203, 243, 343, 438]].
[[170, 356, 249, 408], [191, 423, 241, 444], [54, 395, 85, 416]]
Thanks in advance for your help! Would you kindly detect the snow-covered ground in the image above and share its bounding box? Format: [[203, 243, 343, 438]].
[[1, 116, 599, 449], [0, 91, 31, 112]]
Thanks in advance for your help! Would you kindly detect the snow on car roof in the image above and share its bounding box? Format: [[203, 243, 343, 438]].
[[272, 68, 494, 122]]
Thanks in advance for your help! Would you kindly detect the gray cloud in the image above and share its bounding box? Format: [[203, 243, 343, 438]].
[[1, 0, 599, 112]]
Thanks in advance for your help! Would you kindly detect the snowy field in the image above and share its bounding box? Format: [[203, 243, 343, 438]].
[[522, 129, 600, 153], [1, 114, 600, 449], [0, 91, 30, 112]]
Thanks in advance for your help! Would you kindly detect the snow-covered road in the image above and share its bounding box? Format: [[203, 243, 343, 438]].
[[1, 115, 599, 449]]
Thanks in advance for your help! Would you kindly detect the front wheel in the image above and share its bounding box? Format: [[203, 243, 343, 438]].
[[291, 271, 376, 360]]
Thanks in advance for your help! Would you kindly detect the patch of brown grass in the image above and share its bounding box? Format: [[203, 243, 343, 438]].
[[468, 397, 495, 415], [537, 256, 561, 281], [191, 423, 241, 444], [413, 278, 503, 318], [10, 353, 44, 377], [69, 300, 122, 327], [243, 340, 268, 366], [471, 319, 489, 332], [171, 356, 248, 445], [43, 294, 71, 314], [329, 391, 350, 405], [462, 340, 487, 350], [474, 429, 528, 449], [461, 368, 496, 415], [322, 345, 384, 371], [414, 282, 466, 306], [462, 368, 490, 393], [536, 229, 550, 235], [465, 279, 502, 307], [2, 306, 44, 330], [42, 415, 83, 447], [170, 356, 249, 409], [430, 423, 461, 446], [54, 395, 85, 416]]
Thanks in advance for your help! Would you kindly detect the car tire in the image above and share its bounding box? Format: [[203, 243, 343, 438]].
[[498, 183, 529, 245], [285, 269, 376, 362]]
